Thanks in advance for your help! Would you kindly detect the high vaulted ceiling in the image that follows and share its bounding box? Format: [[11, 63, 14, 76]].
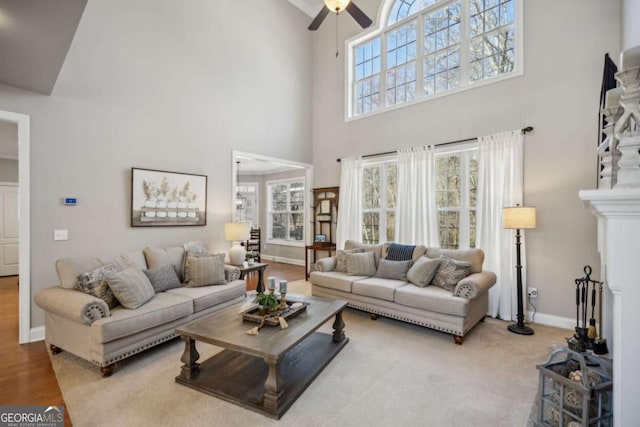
[[288, 0, 323, 18]]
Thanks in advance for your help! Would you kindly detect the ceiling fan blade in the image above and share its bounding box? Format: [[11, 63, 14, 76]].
[[308, 6, 331, 31], [346, 2, 373, 29]]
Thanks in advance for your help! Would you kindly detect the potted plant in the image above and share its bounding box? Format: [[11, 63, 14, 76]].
[[253, 292, 277, 315], [246, 251, 258, 265]]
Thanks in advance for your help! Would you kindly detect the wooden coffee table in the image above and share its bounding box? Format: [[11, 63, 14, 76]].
[[175, 294, 348, 419]]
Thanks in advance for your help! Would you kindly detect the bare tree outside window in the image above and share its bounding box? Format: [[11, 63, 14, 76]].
[[362, 162, 397, 244], [268, 180, 305, 242]]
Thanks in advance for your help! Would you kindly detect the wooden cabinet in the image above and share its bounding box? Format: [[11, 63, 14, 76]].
[[305, 186, 339, 279]]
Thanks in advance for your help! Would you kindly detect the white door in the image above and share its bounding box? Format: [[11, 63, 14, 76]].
[[0, 184, 19, 276]]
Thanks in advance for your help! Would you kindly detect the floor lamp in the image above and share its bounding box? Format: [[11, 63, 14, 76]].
[[503, 205, 536, 335]]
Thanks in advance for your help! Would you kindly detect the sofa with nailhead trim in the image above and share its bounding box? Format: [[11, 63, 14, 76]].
[[309, 240, 496, 345], [34, 244, 245, 376]]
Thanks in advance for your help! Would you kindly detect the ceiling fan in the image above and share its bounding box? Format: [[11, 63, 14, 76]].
[[308, 0, 373, 31]]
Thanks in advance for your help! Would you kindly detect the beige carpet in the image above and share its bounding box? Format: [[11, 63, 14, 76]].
[[50, 281, 569, 427]]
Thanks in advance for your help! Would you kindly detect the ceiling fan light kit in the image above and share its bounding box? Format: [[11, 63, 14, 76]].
[[324, 0, 350, 12], [308, 0, 372, 31]]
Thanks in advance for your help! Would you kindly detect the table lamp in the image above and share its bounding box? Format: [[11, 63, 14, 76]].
[[225, 222, 251, 266], [503, 205, 536, 335]]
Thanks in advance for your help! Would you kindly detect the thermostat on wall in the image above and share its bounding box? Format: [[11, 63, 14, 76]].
[[63, 197, 78, 206]]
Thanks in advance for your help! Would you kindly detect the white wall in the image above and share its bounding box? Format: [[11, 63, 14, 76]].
[[622, 0, 640, 49], [311, 0, 621, 323], [0, 0, 312, 327]]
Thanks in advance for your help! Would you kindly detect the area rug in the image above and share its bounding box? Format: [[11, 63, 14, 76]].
[[50, 280, 568, 427]]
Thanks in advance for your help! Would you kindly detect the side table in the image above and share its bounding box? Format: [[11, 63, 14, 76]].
[[228, 262, 268, 293], [304, 244, 336, 280]]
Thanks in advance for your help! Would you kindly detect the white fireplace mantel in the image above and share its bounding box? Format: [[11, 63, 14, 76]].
[[579, 188, 640, 427]]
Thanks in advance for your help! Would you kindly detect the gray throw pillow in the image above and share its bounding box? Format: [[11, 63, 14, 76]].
[[432, 256, 472, 292], [77, 264, 121, 308], [336, 248, 364, 272], [346, 252, 377, 276], [406, 256, 441, 287], [374, 259, 413, 281], [183, 252, 227, 287], [144, 264, 181, 292], [104, 267, 155, 309]]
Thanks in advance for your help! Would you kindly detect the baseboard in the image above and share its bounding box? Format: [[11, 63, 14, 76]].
[[527, 311, 574, 330], [30, 326, 45, 342], [261, 254, 305, 266]]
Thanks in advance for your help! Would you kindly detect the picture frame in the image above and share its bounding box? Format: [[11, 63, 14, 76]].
[[314, 234, 327, 243], [131, 167, 207, 227], [320, 200, 331, 214]]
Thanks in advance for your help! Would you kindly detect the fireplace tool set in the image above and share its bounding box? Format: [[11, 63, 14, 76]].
[[567, 265, 608, 355]]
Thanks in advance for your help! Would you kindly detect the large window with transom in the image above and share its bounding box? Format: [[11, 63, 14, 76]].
[[266, 178, 305, 245], [348, 0, 521, 119]]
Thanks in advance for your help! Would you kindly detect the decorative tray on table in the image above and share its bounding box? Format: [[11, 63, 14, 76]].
[[241, 300, 310, 326]]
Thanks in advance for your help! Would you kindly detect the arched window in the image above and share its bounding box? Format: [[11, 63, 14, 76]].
[[348, 0, 522, 119]]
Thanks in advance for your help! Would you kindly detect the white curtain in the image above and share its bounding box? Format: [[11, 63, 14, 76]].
[[395, 147, 440, 246], [475, 130, 524, 320], [336, 156, 363, 250]]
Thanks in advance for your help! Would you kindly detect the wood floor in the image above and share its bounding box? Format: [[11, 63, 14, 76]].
[[0, 261, 304, 425]]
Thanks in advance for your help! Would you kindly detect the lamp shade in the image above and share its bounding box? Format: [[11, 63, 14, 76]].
[[324, 0, 350, 12], [503, 206, 536, 229], [224, 221, 250, 242]]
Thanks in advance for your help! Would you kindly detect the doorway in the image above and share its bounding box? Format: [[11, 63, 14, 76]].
[[0, 110, 31, 344]]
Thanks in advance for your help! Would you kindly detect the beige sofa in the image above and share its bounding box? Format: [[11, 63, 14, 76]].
[[310, 240, 496, 344], [34, 244, 246, 376]]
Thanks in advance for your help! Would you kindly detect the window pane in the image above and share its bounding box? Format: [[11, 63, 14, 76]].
[[363, 166, 381, 209], [469, 155, 478, 207], [469, 210, 477, 248], [387, 211, 395, 242], [362, 212, 380, 244], [438, 211, 459, 249], [289, 213, 304, 240], [386, 163, 398, 209], [290, 183, 304, 211], [271, 184, 288, 211], [436, 155, 461, 208], [271, 213, 287, 239]]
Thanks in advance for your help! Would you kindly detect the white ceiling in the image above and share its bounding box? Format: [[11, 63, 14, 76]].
[[288, 0, 323, 18], [0, 120, 18, 159]]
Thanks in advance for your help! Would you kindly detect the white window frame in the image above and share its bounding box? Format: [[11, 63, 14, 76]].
[[234, 182, 259, 227], [345, 0, 523, 121], [434, 144, 478, 249], [266, 177, 306, 247], [361, 159, 398, 244]]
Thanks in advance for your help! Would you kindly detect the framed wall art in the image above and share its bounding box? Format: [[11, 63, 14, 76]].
[[131, 168, 207, 227]]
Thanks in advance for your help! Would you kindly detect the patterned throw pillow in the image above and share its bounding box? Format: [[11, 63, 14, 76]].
[[77, 264, 121, 308], [104, 267, 155, 309], [406, 256, 441, 287], [144, 264, 181, 292], [346, 252, 377, 276], [336, 248, 364, 272], [385, 243, 416, 261], [183, 253, 227, 287], [374, 259, 413, 281], [432, 256, 472, 292]]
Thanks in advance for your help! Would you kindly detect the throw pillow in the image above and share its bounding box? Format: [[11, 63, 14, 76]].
[[77, 264, 121, 308], [336, 247, 364, 272], [406, 256, 442, 287], [346, 251, 377, 276], [374, 259, 413, 281], [385, 243, 416, 261], [432, 256, 472, 292], [183, 252, 227, 287], [143, 264, 181, 293], [104, 267, 155, 309]]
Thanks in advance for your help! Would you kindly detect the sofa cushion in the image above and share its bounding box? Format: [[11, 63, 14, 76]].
[[104, 267, 155, 309], [406, 256, 441, 287], [432, 256, 472, 292], [119, 250, 148, 270], [394, 284, 468, 317], [183, 252, 227, 287], [425, 248, 484, 274], [144, 264, 182, 292], [344, 240, 383, 266], [346, 252, 377, 276], [374, 259, 413, 281], [143, 246, 186, 281], [56, 257, 104, 289], [91, 292, 193, 343], [77, 264, 121, 308], [352, 277, 407, 301], [383, 243, 427, 261], [336, 248, 363, 272], [309, 271, 370, 293], [167, 280, 246, 312]]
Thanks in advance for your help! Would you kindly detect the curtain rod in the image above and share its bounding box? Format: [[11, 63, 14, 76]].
[[336, 126, 534, 163]]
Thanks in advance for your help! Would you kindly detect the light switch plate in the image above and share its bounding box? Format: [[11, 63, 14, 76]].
[[54, 229, 68, 241]]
